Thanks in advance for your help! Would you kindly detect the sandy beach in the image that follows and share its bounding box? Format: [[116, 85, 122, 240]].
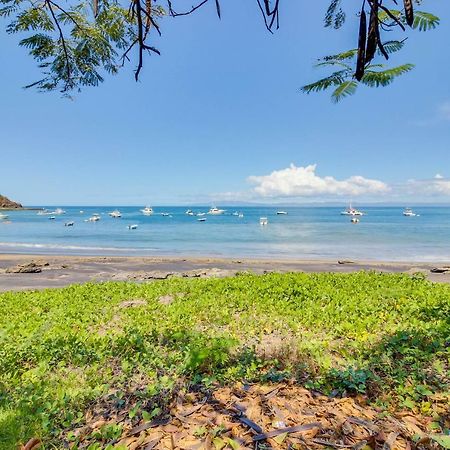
[[1, 253, 449, 291]]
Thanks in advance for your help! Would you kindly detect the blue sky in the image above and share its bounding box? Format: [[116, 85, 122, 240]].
[[1, 1, 449, 206]]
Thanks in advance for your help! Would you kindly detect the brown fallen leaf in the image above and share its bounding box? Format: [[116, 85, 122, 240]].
[[22, 438, 41, 450], [237, 415, 263, 434], [253, 422, 321, 441], [383, 432, 399, 450], [347, 416, 379, 433]]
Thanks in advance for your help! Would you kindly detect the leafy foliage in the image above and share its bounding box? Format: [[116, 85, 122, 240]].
[[0, 272, 449, 447], [302, 1, 439, 101], [302, 44, 415, 102], [0, 0, 440, 95]]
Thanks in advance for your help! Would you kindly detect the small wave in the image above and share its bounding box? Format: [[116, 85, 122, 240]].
[[0, 242, 150, 252]]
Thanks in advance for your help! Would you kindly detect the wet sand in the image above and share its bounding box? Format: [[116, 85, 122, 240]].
[[1, 254, 449, 292]]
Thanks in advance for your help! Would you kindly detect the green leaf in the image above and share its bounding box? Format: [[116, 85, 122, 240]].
[[380, 40, 406, 55], [361, 64, 414, 87], [412, 11, 440, 31], [331, 80, 357, 103], [301, 70, 349, 94], [402, 398, 415, 410], [430, 434, 450, 449]]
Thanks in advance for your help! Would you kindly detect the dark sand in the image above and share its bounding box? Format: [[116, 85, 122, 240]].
[[0, 254, 449, 292]]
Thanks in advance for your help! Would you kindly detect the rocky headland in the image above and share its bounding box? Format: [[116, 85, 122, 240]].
[[0, 194, 23, 209]]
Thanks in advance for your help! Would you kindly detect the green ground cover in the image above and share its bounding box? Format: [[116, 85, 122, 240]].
[[0, 272, 449, 448]]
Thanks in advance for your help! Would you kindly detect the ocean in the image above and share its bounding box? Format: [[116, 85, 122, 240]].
[[1, 206, 449, 261]]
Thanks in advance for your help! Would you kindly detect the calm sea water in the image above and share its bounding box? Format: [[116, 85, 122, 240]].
[[1, 206, 450, 261]]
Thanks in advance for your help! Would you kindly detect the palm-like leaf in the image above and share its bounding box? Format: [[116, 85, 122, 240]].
[[301, 70, 349, 94], [412, 11, 440, 31], [380, 40, 405, 55], [331, 80, 358, 103], [362, 64, 414, 87], [379, 9, 439, 31], [321, 49, 358, 62]]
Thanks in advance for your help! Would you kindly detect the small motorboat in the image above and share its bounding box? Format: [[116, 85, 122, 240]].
[[197, 212, 206, 217], [79, 210, 84, 214], [86, 214, 100, 222], [238, 213, 244, 218], [232, 211, 239, 216], [161, 213, 170, 217], [108, 210, 122, 218], [185, 209, 195, 216], [276, 211, 288, 215], [0, 213, 9, 220], [403, 208, 418, 217], [197, 217, 206, 222], [260, 217, 268, 226], [64, 221, 74, 227], [49, 216, 56, 220], [351, 217, 360, 224], [127, 224, 138, 230], [53, 208, 66, 215], [141, 206, 153, 215], [208, 207, 225, 215], [341, 204, 364, 216]]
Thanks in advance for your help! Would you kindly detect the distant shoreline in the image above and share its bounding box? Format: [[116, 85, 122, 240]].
[[0, 253, 449, 291], [0, 207, 42, 211]]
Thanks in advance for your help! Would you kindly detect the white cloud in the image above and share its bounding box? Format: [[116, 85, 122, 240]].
[[405, 176, 450, 196], [247, 164, 390, 198]]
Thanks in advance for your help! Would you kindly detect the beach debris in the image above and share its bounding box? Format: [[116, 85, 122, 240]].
[[61, 382, 443, 450], [338, 260, 355, 265], [158, 294, 174, 305], [6, 261, 49, 274], [127, 271, 174, 280], [180, 268, 238, 278], [119, 299, 147, 308], [430, 267, 450, 274]]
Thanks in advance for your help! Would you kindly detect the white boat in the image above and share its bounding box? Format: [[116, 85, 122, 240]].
[[260, 217, 268, 226], [351, 217, 360, 224], [197, 212, 206, 217], [197, 217, 206, 222], [341, 204, 364, 216], [53, 208, 65, 215], [37, 209, 53, 216], [108, 210, 122, 218], [80, 210, 84, 214], [49, 216, 56, 220], [403, 208, 417, 217], [64, 221, 74, 227], [208, 207, 225, 215], [277, 211, 288, 215], [141, 206, 153, 215], [161, 212, 170, 217], [185, 209, 195, 216], [0, 213, 9, 220], [232, 211, 239, 216], [238, 213, 244, 218], [86, 214, 100, 222], [127, 224, 138, 230]]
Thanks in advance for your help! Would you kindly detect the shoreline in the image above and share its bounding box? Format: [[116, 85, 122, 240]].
[[1, 253, 449, 291]]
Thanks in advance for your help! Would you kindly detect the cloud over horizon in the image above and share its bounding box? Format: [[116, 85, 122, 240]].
[[405, 174, 450, 196], [247, 164, 390, 198]]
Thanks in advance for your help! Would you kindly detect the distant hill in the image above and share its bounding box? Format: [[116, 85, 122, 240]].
[[0, 195, 22, 209]]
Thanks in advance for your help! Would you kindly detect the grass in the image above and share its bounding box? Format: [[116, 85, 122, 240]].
[[0, 271, 449, 448]]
